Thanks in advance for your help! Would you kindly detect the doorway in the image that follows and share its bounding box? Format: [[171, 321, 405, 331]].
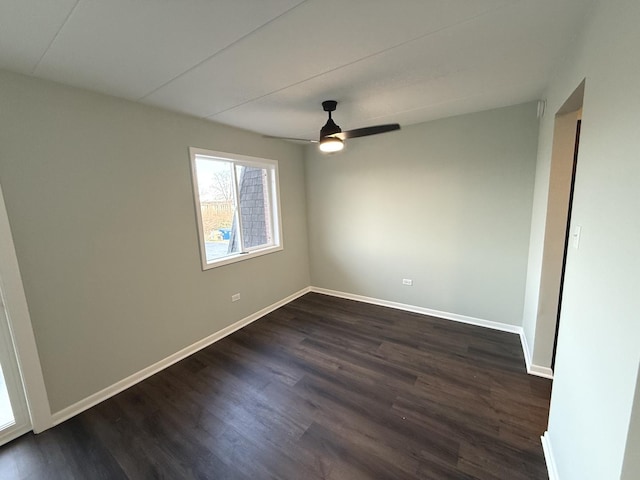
[[0, 295, 31, 445], [535, 80, 585, 373], [551, 118, 581, 369], [0, 182, 51, 442]]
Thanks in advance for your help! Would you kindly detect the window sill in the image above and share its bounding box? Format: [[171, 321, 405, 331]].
[[201, 244, 283, 270]]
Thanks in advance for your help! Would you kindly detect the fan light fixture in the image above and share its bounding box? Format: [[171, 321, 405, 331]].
[[319, 136, 344, 153], [263, 100, 399, 152]]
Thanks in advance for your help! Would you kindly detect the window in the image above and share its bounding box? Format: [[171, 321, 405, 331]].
[[189, 148, 282, 269]]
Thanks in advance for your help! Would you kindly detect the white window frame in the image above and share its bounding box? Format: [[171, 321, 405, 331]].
[[189, 147, 283, 270]]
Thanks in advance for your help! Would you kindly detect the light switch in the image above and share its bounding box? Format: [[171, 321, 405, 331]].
[[571, 225, 582, 249]]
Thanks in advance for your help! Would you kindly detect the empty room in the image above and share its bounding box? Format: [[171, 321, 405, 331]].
[[0, 1, 638, 479]]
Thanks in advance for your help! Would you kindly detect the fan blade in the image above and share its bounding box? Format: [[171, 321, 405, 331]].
[[329, 123, 400, 140], [263, 135, 318, 144]]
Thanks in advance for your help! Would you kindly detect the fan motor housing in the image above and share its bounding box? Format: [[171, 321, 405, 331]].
[[320, 118, 341, 138]]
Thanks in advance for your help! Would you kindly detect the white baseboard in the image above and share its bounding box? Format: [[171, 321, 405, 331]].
[[519, 329, 533, 371], [311, 287, 555, 379], [50, 287, 311, 427], [50, 284, 552, 427], [529, 363, 554, 379], [541, 431, 559, 480], [310, 287, 522, 334], [519, 329, 554, 379]]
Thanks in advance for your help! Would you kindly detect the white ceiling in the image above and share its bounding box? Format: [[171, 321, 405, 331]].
[[0, 0, 592, 141]]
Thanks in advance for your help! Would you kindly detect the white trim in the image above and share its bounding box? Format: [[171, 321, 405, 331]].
[[49, 284, 554, 427], [0, 423, 32, 448], [310, 287, 522, 333], [519, 329, 533, 371], [529, 363, 554, 379], [188, 147, 284, 271], [310, 287, 555, 379], [519, 330, 554, 379], [541, 431, 560, 480], [0, 184, 52, 433], [50, 287, 311, 426]]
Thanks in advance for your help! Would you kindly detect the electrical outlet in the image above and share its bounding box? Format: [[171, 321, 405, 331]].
[[232, 293, 241, 302], [402, 279, 413, 286]]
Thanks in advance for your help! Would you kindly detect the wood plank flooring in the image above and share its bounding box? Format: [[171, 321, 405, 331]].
[[0, 293, 552, 479]]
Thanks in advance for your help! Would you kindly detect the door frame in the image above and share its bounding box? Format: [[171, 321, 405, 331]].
[[531, 80, 586, 373], [0, 183, 51, 435], [551, 118, 581, 370], [0, 301, 31, 443]]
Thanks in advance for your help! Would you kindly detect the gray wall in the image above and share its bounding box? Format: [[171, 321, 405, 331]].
[[305, 103, 539, 326], [0, 71, 310, 413], [523, 0, 640, 477]]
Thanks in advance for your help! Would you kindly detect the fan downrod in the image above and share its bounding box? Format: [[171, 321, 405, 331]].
[[320, 100, 341, 138]]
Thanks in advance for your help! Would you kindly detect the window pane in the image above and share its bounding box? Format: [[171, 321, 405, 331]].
[[195, 158, 240, 263], [235, 165, 273, 250], [190, 148, 281, 270]]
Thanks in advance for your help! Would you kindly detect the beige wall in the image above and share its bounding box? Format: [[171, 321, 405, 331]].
[[524, 0, 640, 478], [305, 103, 539, 326], [0, 71, 310, 413]]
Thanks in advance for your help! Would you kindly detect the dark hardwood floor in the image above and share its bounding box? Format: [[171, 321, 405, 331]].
[[0, 293, 551, 479]]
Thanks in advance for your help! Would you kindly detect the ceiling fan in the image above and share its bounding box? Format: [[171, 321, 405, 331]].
[[268, 100, 400, 153]]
